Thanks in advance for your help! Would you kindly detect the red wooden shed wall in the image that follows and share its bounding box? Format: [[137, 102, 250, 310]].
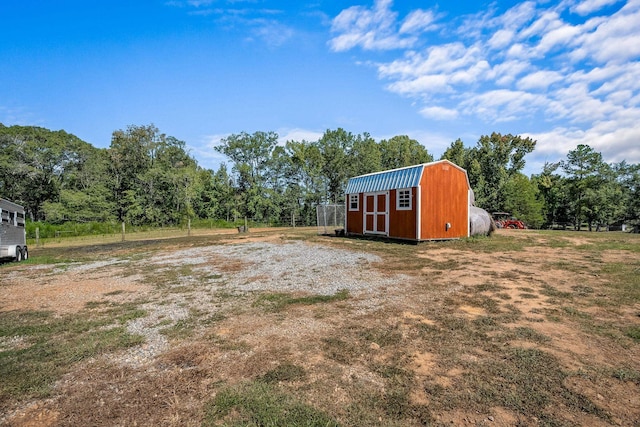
[[419, 162, 469, 240], [388, 187, 418, 240], [346, 194, 363, 235]]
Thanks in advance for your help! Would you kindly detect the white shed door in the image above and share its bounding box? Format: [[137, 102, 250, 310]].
[[364, 192, 388, 235]]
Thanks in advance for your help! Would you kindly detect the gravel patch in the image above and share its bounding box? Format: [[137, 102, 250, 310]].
[[121, 302, 190, 368], [0, 335, 29, 352], [112, 240, 410, 366], [151, 240, 404, 296], [54, 259, 125, 273]]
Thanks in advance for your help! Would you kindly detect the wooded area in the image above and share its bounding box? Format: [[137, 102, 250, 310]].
[[1, 123, 638, 232]]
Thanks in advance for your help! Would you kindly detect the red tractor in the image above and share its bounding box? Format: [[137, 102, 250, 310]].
[[492, 212, 527, 229]]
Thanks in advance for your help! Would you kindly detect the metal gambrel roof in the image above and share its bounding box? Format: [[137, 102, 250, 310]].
[[345, 164, 424, 194]]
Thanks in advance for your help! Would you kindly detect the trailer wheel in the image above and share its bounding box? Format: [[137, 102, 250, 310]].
[[15, 247, 23, 262], [22, 246, 28, 261]]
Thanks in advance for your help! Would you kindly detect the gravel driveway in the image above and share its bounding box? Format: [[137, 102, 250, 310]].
[[119, 240, 410, 366]]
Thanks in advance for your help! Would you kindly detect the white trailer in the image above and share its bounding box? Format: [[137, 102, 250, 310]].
[[0, 198, 28, 262]]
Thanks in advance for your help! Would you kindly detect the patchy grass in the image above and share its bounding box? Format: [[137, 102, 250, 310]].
[[625, 326, 640, 342], [259, 363, 307, 384], [612, 367, 640, 382], [501, 326, 551, 344], [253, 289, 350, 312], [518, 292, 538, 299], [203, 381, 339, 427], [3, 228, 640, 426], [161, 307, 225, 339], [475, 282, 507, 292], [540, 283, 573, 299], [322, 336, 362, 365], [452, 233, 534, 252], [457, 347, 609, 422], [599, 261, 640, 306], [0, 304, 145, 401], [422, 258, 460, 270]]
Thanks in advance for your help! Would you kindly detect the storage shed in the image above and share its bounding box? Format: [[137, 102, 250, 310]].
[[344, 160, 472, 241]]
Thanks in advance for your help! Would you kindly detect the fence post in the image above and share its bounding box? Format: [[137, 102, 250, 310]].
[[323, 205, 328, 235], [188, 218, 191, 236], [36, 227, 40, 247], [121, 221, 125, 242]]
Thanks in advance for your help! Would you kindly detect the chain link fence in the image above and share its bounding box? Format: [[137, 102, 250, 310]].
[[316, 204, 345, 235]]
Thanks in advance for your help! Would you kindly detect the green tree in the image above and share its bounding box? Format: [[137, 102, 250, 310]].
[[581, 162, 627, 231], [109, 124, 200, 225], [315, 128, 355, 203], [616, 162, 640, 231], [379, 135, 432, 169], [503, 173, 544, 228], [350, 132, 382, 176], [0, 124, 104, 220], [209, 164, 237, 221], [533, 162, 571, 227], [561, 144, 605, 230], [109, 125, 157, 222], [191, 167, 217, 220], [215, 131, 278, 220], [440, 138, 469, 168], [465, 132, 536, 210], [285, 140, 325, 225]]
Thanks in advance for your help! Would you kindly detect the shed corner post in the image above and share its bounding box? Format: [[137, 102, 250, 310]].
[[467, 191, 472, 237], [416, 184, 422, 240]]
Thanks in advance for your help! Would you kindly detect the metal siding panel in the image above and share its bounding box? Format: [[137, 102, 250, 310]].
[[401, 171, 409, 188], [345, 165, 424, 195]]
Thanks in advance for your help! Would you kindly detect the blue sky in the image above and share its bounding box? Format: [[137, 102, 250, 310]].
[[1, 0, 638, 175]]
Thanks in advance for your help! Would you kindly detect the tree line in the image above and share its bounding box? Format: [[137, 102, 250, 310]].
[[0, 123, 638, 231]]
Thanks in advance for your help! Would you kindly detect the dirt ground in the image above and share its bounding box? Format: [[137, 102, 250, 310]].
[[1, 228, 639, 426]]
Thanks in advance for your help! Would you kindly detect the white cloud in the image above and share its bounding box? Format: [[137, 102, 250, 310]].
[[329, 0, 437, 51], [378, 43, 483, 80], [530, 20, 585, 58], [589, 63, 640, 97], [488, 60, 531, 86], [330, 0, 640, 165], [572, 0, 622, 15], [186, 133, 232, 171], [399, 9, 437, 34], [495, 1, 538, 30], [505, 43, 531, 60], [577, 4, 640, 63], [517, 70, 564, 90], [488, 29, 515, 49], [419, 106, 459, 120], [462, 89, 548, 122], [519, 10, 563, 39], [605, 89, 633, 103], [528, 119, 640, 166], [386, 74, 451, 95], [451, 60, 491, 85], [277, 128, 323, 144], [171, 2, 295, 47], [330, 0, 400, 51], [248, 20, 295, 47]]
